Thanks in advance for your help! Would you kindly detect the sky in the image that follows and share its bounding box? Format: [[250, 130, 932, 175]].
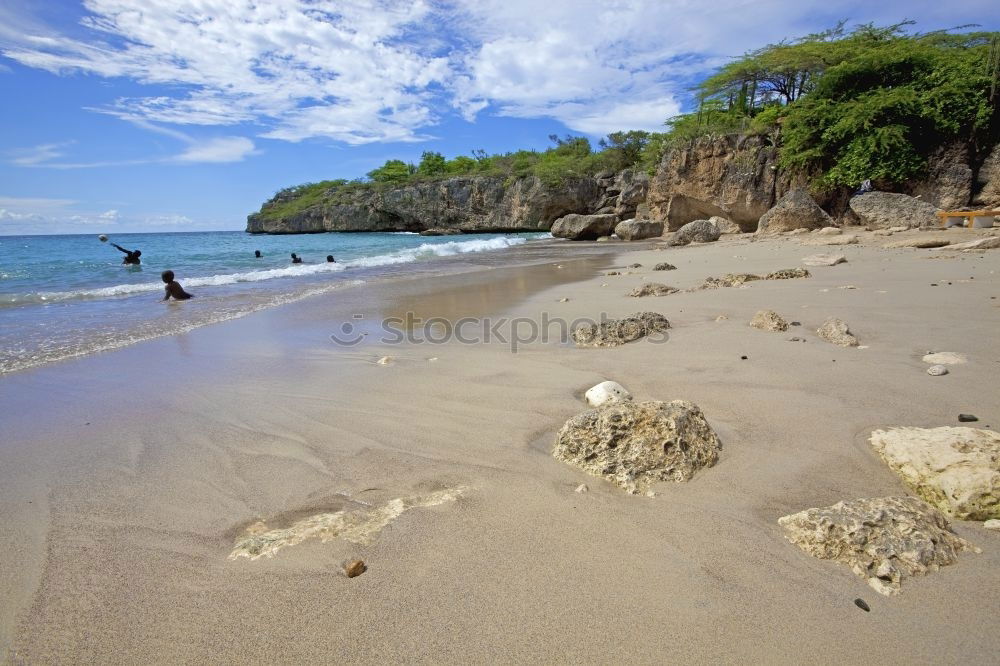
[[0, 1, 997, 235]]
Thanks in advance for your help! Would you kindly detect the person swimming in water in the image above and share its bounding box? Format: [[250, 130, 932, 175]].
[[326, 255, 336, 262], [291, 253, 303, 264], [255, 250, 262, 258], [161, 270, 192, 300], [112, 243, 141, 265]]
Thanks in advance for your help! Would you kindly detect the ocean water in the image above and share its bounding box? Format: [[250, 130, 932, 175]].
[[0, 230, 547, 373]]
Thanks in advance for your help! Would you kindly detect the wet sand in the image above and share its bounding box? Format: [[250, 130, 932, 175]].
[[1, 230, 999, 663]]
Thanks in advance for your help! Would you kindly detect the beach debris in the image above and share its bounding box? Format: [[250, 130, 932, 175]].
[[715, 315, 729, 321], [571, 312, 670, 348], [653, 262, 677, 271], [554, 400, 720, 494], [344, 559, 367, 578], [558, 297, 570, 302], [870, 426, 1000, 520], [740, 355, 748, 360], [817, 226, 842, 236], [787, 337, 805, 342], [926, 365, 949, 376], [749, 309, 789, 332], [778, 496, 978, 596], [854, 598, 871, 612], [229, 486, 466, 561], [817, 318, 859, 347], [884, 236, 952, 249], [889, 226, 909, 233], [958, 414, 979, 422], [629, 263, 643, 268], [606, 271, 621, 276], [922, 351, 966, 365], [806, 234, 859, 246], [615, 219, 664, 241], [376, 356, 393, 365], [575, 484, 589, 494], [596, 235, 613, 242], [985, 519, 1000, 531], [585, 381, 633, 407], [628, 282, 678, 297], [802, 253, 847, 267], [756, 189, 832, 234], [838, 285, 857, 290], [669, 219, 721, 246]]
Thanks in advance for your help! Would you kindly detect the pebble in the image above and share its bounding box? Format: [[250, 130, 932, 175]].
[[787, 337, 805, 342], [958, 414, 978, 422], [715, 315, 729, 321], [926, 365, 948, 376], [344, 559, 367, 578], [854, 598, 871, 612], [376, 356, 393, 365], [575, 484, 589, 494], [558, 297, 569, 302], [740, 355, 748, 360], [629, 263, 642, 268]]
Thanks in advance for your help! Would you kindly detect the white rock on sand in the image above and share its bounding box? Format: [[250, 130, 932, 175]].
[[884, 236, 952, 249], [870, 426, 1000, 521], [376, 356, 393, 365], [584, 381, 633, 407], [922, 351, 967, 365], [985, 519, 1000, 531], [945, 237, 1000, 251], [802, 253, 847, 267], [778, 496, 978, 596], [553, 400, 720, 494], [817, 226, 842, 235], [926, 364, 949, 376], [817, 317, 859, 347], [806, 234, 859, 246]]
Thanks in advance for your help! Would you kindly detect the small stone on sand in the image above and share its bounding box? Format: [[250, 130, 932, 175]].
[[376, 356, 393, 365], [575, 484, 589, 493], [344, 559, 367, 578], [926, 365, 948, 376], [958, 414, 978, 422]]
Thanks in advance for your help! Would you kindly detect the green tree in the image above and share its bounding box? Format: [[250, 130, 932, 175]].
[[367, 159, 413, 184], [416, 151, 447, 177], [598, 131, 652, 171]]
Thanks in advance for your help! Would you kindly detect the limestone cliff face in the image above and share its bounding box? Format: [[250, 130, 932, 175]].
[[247, 175, 605, 234]]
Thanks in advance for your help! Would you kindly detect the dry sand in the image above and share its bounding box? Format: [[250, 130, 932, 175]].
[[1, 227, 999, 663]]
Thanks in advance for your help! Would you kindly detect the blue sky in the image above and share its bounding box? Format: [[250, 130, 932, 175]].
[[1, 0, 997, 235]]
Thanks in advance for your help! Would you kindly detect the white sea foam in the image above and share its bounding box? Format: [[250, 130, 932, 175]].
[[4, 236, 528, 305]]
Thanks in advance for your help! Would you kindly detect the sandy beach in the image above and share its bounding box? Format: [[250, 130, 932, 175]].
[[2, 229, 999, 663]]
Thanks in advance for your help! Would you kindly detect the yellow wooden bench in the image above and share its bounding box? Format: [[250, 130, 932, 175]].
[[936, 210, 1000, 228]]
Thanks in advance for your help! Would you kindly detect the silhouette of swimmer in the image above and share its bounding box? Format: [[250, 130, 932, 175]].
[[112, 243, 141, 265], [254, 250, 262, 258], [161, 270, 192, 300], [291, 253, 303, 264], [326, 255, 336, 262]]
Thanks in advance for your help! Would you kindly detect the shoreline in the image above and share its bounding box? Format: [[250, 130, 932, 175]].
[[1, 230, 999, 662]]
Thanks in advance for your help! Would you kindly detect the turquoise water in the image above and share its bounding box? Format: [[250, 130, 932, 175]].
[[0, 230, 545, 373]]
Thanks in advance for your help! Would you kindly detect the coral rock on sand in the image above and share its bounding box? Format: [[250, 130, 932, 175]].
[[669, 219, 721, 246], [749, 309, 789, 332], [802, 253, 847, 267], [572, 312, 670, 348], [985, 519, 1000, 530], [778, 496, 978, 596], [765, 268, 810, 280], [817, 226, 842, 235], [870, 426, 1000, 521], [584, 381, 632, 407], [615, 219, 664, 241], [817, 318, 859, 347], [926, 365, 949, 376], [884, 236, 952, 249], [849, 191, 939, 229], [554, 400, 721, 494], [629, 283, 678, 297], [653, 262, 677, 271], [756, 188, 832, 234], [551, 213, 618, 240], [922, 351, 967, 365]]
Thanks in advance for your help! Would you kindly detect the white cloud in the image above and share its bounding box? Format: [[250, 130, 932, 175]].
[[172, 137, 257, 163], [8, 141, 75, 166], [1, 0, 997, 143]]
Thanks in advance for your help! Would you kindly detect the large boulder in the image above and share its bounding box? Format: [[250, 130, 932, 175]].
[[709, 215, 742, 234], [972, 143, 1000, 208], [551, 213, 618, 240], [756, 188, 832, 234], [614, 218, 663, 241], [778, 496, 978, 596], [572, 312, 670, 348], [668, 219, 721, 246], [870, 426, 1000, 521], [849, 192, 939, 230], [554, 400, 721, 494]]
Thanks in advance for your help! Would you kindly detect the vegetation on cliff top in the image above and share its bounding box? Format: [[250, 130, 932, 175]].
[[664, 22, 999, 188]]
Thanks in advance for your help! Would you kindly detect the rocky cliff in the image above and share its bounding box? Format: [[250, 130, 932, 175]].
[[246, 171, 648, 234]]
